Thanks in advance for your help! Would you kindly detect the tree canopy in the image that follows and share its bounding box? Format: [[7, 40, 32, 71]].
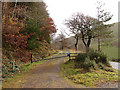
[[2, 2, 57, 62]]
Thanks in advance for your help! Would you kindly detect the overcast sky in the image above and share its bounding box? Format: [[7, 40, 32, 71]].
[[43, 0, 119, 36]]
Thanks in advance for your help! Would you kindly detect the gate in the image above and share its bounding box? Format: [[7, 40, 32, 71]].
[[30, 52, 78, 63]]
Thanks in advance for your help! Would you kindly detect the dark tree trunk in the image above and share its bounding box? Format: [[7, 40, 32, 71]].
[[81, 32, 87, 48], [61, 41, 64, 50], [75, 36, 79, 51], [82, 37, 87, 47], [81, 34, 92, 52], [87, 36, 91, 47], [98, 35, 101, 52], [86, 36, 92, 52]]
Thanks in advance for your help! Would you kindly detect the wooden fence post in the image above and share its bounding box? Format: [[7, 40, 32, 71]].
[[69, 53, 71, 61], [31, 53, 33, 63], [67, 53, 71, 61]]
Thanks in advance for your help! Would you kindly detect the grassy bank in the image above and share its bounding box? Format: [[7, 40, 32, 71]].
[[61, 58, 118, 87]]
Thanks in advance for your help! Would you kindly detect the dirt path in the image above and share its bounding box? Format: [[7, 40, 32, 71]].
[[3, 54, 84, 88], [3, 53, 118, 88]]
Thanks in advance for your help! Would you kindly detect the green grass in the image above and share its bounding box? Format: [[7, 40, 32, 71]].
[[101, 46, 118, 60], [69, 70, 118, 87], [20, 60, 45, 73], [91, 44, 118, 60], [61, 59, 118, 87]]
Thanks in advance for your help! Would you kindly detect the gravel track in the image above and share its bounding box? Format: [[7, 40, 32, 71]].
[[3, 54, 84, 88]]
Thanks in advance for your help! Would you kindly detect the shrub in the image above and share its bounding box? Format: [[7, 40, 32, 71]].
[[83, 57, 92, 70], [82, 57, 98, 70], [88, 49, 99, 61], [75, 49, 110, 70], [2, 56, 20, 78], [98, 62, 105, 70], [99, 52, 108, 64], [91, 61, 98, 70], [75, 53, 87, 62], [88, 49, 108, 64]]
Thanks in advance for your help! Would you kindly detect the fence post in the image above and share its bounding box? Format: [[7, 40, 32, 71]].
[[31, 53, 33, 63], [67, 53, 71, 61], [69, 53, 71, 61]]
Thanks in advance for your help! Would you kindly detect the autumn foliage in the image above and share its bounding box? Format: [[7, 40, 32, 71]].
[[2, 2, 56, 78]]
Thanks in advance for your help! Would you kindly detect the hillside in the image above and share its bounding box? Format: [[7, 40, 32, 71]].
[[109, 22, 119, 48], [2, 2, 57, 78], [110, 22, 119, 39]]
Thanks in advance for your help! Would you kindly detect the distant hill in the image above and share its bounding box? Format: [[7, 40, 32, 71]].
[[110, 22, 119, 38]]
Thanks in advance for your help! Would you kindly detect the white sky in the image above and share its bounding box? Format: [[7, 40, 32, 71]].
[[43, 0, 119, 36]]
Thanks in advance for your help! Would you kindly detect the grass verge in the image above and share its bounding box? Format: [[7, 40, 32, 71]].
[[60, 58, 118, 87]]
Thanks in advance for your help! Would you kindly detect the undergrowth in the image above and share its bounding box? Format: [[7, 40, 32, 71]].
[[61, 49, 118, 87], [61, 60, 118, 87]]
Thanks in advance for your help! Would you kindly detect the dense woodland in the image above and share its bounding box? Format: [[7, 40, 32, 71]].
[[2, 2, 57, 78]]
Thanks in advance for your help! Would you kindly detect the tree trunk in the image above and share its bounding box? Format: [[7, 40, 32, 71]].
[[87, 36, 91, 48], [86, 46, 89, 52], [82, 38, 87, 47], [98, 35, 101, 52], [97, 9, 101, 52], [82, 37, 88, 52], [61, 42, 63, 50], [75, 36, 78, 51], [86, 36, 91, 52]]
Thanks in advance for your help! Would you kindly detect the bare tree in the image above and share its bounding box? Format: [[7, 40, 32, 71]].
[[65, 13, 81, 51], [53, 31, 66, 50], [58, 31, 66, 50], [65, 12, 97, 51]]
